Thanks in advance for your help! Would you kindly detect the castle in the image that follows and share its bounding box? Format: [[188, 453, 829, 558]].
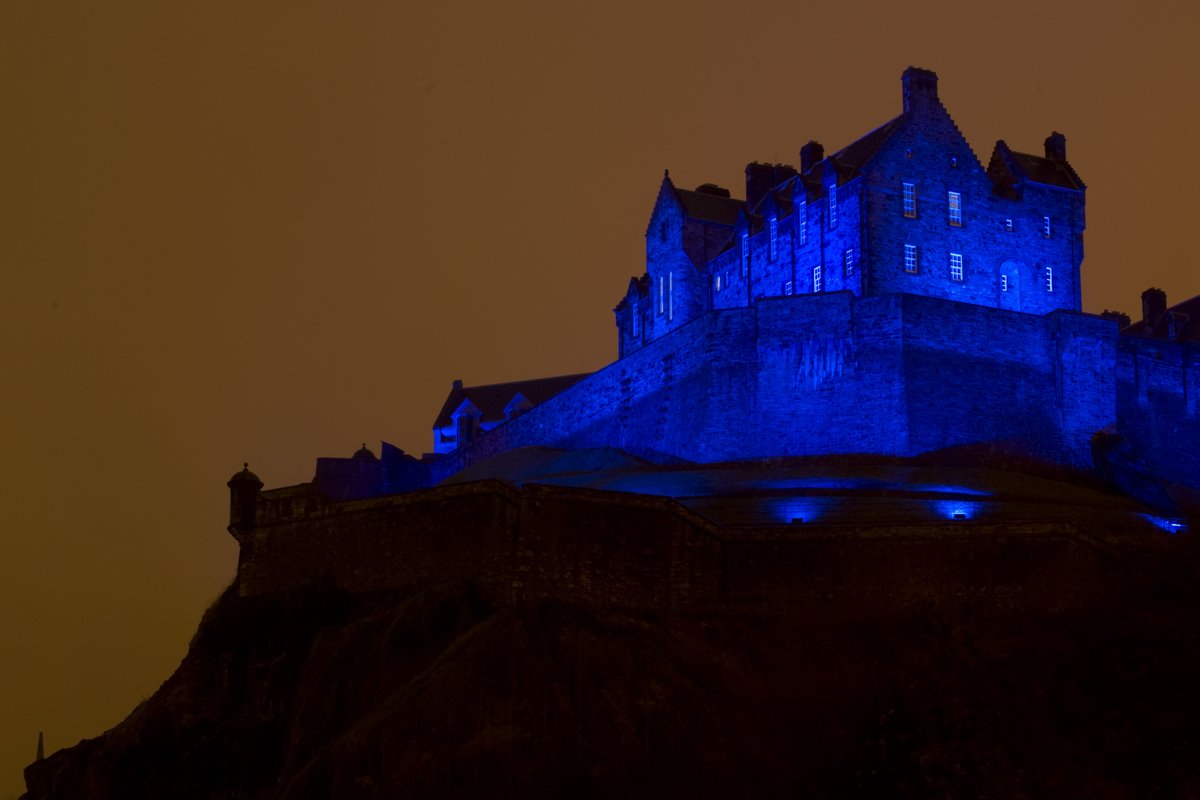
[[232, 68, 1198, 532]]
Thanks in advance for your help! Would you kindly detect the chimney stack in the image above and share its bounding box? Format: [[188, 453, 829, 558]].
[[1141, 288, 1167, 327], [1044, 131, 1067, 162], [800, 141, 824, 173], [744, 163, 797, 210], [901, 67, 939, 114]]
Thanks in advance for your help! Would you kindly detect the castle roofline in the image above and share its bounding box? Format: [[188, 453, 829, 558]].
[[433, 373, 594, 429]]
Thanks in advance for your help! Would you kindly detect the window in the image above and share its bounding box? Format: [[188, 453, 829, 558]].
[[784, 280, 793, 296], [1168, 316, 1178, 340], [951, 156, 958, 168], [903, 182, 916, 217], [948, 191, 962, 226], [1043, 216, 1052, 238], [715, 274, 722, 293], [1005, 218, 1013, 232], [828, 188, 838, 229], [845, 248, 854, 276], [632, 302, 640, 337], [904, 244, 917, 273], [813, 265, 823, 292], [741, 233, 749, 276], [1001, 274, 1009, 292], [769, 217, 778, 261], [668, 271, 674, 320], [797, 201, 807, 244], [950, 253, 964, 282], [658, 275, 664, 315], [1045, 266, 1053, 292]]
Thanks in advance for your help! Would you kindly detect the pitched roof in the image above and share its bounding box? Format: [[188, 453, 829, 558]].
[[1122, 294, 1200, 342], [673, 187, 744, 226], [433, 373, 593, 429], [829, 116, 903, 178], [990, 140, 1085, 192]]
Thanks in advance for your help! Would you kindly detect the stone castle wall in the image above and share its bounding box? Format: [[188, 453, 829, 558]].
[[1116, 335, 1200, 490], [431, 291, 1119, 483], [238, 480, 1138, 617]]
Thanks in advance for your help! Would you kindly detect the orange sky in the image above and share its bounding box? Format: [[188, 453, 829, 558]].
[[2, 1, 1198, 794]]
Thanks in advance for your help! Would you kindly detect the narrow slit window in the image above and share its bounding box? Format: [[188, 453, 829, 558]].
[[668, 271, 674, 320], [741, 233, 749, 276], [950, 253, 964, 282]]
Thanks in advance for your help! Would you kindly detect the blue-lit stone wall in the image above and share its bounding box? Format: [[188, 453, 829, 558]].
[[433, 292, 1115, 483], [1116, 336, 1200, 491]]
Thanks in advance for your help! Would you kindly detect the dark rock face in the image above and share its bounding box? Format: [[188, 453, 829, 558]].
[[23, 537, 1200, 799]]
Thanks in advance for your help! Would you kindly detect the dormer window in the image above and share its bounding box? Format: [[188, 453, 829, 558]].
[[741, 232, 749, 275], [632, 301, 640, 337], [948, 191, 962, 226], [828, 188, 838, 229], [769, 217, 778, 261], [903, 183, 916, 217], [798, 201, 807, 244]]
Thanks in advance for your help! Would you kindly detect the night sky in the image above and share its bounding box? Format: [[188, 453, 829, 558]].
[[3, 1, 1198, 794]]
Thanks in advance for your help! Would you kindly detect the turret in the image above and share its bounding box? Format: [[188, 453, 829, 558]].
[[227, 463, 263, 538]]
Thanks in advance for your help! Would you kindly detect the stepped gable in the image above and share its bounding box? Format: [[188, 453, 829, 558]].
[[433, 373, 593, 429]]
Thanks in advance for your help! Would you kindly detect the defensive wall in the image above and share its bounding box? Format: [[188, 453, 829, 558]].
[[431, 291, 1119, 483], [233, 479, 1161, 617]]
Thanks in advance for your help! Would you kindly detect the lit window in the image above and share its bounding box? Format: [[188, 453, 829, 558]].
[[948, 191, 962, 226], [951, 156, 958, 168], [769, 217, 778, 261], [741, 233, 749, 276], [715, 274, 722, 293], [1045, 266, 1053, 292], [797, 201, 807, 244], [784, 280, 793, 296], [813, 265, 823, 292], [1001, 274, 1009, 292], [1005, 218, 1013, 232], [658, 275, 664, 315], [845, 248, 854, 276], [950, 253, 964, 282], [668, 271, 674, 320], [903, 183, 916, 217], [828, 188, 838, 229], [1043, 216, 1051, 238], [904, 244, 917, 273]]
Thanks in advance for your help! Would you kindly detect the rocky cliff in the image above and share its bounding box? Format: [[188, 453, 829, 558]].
[[22, 513, 1200, 798]]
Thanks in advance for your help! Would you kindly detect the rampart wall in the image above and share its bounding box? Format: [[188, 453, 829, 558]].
[[238, 481, 1143, 616], [1116, 336, 1200, 492], [432, 292, 1118, 483]]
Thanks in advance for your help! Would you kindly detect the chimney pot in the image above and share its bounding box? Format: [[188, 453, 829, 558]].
[[1045, 131, 1067, 162], [1141, 288, 1167, 328], [800, 141, 824, 173]]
